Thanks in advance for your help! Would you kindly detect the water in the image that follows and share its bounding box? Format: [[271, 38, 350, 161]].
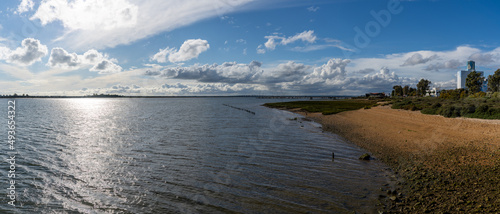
[[0, 98, 393, 213]]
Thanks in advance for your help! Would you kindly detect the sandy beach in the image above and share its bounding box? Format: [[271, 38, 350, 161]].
[[302, 105, 500, 159], [294, 105, 500, 213]]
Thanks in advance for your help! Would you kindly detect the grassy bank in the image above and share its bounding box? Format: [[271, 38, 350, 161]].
[[262, 99, 377, 115], [390, 93, 500, 119]]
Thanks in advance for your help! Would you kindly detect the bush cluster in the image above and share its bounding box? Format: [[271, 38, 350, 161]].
[[391, 99, 424, 111], [391, 95, 500, 119]]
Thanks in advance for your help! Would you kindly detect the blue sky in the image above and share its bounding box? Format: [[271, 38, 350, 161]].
[[1, 0, 500, 96]]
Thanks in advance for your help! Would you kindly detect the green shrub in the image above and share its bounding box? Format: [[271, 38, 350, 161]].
[[439, 89, 467, 99], [438, 105, 462, 118], [438, 106, 454, 117], [421, 107, 438, 115], [469, 92, 487, 98], [420, 101, 442, 115], [452, 106, 463, 117], [488, 108, 500, 116], [392, 100, 413, 109], [387, 96, 499, 119], [461, 104, 476, 115], [431, 102, 442, 109], [476, 104, 489, 114], [402, 103, 421, 111]]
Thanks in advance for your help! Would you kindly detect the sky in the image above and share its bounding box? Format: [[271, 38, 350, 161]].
[[1, 0, 500, 96]]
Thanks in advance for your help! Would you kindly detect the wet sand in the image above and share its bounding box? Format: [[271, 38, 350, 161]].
[[293, 105, 500, 213]]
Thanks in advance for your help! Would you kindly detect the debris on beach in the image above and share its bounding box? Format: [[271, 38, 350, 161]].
[[359, 153, 371, 160]]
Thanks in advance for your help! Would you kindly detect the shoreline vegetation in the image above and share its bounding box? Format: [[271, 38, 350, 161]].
[[391, 92, 500, 120], [263, 99, 377, 115], [264, 98, 500, 213]]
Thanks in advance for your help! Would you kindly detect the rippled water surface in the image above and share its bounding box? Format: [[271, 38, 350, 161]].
[[1, 98, 393, 213]]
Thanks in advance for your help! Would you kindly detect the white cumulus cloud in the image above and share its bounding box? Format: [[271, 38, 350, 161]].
[[16, 0, 35, 14], [31, 0, 138, 30], [142, 57, 426, 95], [311, 58, 350, 79], [47, 47, 80, 67], [151, 39, 210, 63], [146, 60, 262, 83], [1, 38, 48, 66], [297, 58, 350, 87], [90, 60, 122, 74], [401, 53, 438, 66], [47, 47, 122, 73], [107, 84, 141, 94], [424, 60, 462, 71]]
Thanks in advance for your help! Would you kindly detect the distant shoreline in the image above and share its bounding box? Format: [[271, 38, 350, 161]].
[[0, 95, 353, 99]]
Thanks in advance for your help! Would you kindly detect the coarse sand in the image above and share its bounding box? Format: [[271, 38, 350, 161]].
[[292, 105, 500, 213], [299, 105, 500, 161]]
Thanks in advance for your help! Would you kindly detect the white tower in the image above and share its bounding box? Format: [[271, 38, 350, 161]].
[[457, 61, 485, 91], [457, 61, 475, 89], [457, 70, 470, 89]]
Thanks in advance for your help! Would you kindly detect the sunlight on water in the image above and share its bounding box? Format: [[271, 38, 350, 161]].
[[0, 98, 394, 213], [58, 99, 128, 212]]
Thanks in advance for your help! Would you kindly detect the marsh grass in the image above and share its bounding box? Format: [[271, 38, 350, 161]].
[[263, 99, 377, 115]]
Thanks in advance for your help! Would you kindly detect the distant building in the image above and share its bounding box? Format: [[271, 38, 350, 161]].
[[457, 61, 487, 91], [426, 87, 440, 97], [365, 92, 386, 99]]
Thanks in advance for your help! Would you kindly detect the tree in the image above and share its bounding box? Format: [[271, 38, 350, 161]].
[[466, 71, 485, 93], [403, 85, 410, 96], [392, 85, 403, 97], [439, 88, 466, 99], [409, 87, 417, 96], [487, 69, 500, 92], [416, 79, 431, 96]]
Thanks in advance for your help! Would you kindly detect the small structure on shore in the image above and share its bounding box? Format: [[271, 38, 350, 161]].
[[365, 93, 386, 99], [425, 87, 441, 97]]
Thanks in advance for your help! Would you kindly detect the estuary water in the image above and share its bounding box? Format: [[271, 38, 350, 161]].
[[1, 98, 393, 213]]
